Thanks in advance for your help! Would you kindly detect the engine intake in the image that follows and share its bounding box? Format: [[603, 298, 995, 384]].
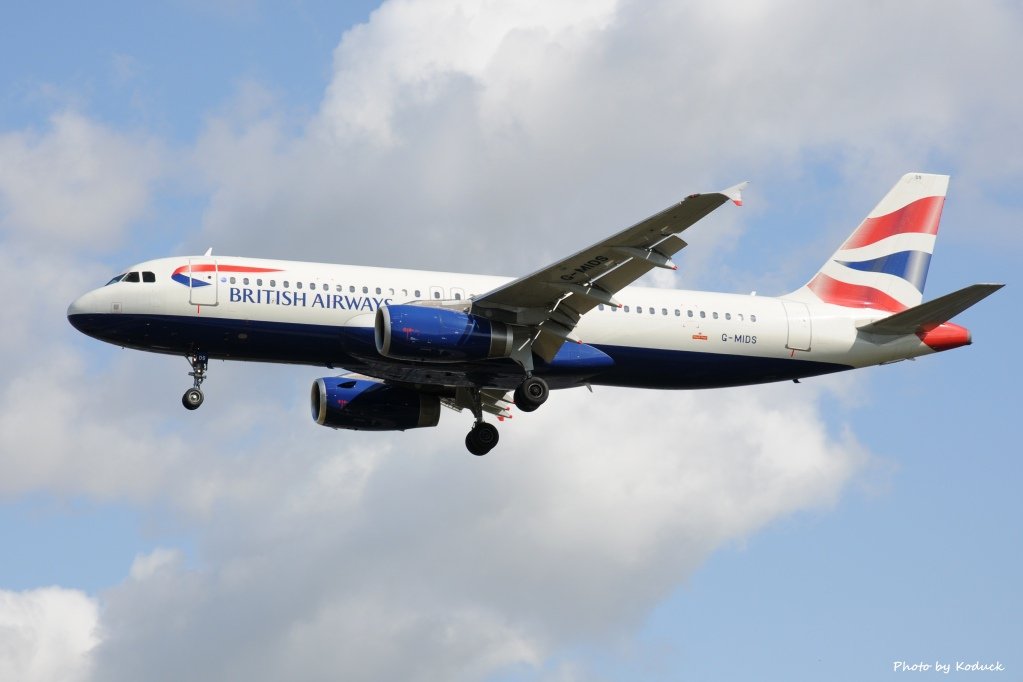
[[311, 377, 440, 431], [375, 304, 514, 362]]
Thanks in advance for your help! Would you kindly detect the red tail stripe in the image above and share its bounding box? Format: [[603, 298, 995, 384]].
[[841, 195, 944, 250], [807, 273, 907, 312]]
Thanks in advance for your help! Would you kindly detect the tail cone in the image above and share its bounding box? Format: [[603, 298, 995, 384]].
[[917, 322, 971, 352]]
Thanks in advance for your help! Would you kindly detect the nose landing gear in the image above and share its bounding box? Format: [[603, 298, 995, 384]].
[[182, 352, 208, 410]]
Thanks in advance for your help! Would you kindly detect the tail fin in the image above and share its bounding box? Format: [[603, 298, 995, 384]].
[[788, 173, 949, 312]]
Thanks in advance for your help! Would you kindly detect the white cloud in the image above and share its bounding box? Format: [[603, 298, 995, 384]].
[[0, 111, 163, 248], [0, 587, 99, 682], [128, 548, 183, 581], [320, 0, 618, 146], [82, 381, 863, 682]]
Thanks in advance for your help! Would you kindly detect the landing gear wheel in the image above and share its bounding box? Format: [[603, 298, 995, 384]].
[[182, 352, 209, 411], [465, 422, 499, 456], [513, 376, 549, 413], [182, 388, 204, 410]]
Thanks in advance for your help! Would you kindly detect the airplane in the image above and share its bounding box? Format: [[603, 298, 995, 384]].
[[67, 173, 1002, 455]]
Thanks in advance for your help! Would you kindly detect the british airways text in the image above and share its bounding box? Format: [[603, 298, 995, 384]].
[[229, 287, 392, 311]]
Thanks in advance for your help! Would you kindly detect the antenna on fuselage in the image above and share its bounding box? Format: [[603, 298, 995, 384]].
[[204, 247, 213, 256]]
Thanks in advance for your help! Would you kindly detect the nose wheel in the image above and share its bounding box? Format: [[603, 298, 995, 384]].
[[182, 387, 204, 410], [182, 352, 208, 411]]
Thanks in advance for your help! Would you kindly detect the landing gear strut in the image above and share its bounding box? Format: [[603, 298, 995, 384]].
[[182, 352, 208, 410], [464, 387, 499, 456], [513, 376, 549, 413]]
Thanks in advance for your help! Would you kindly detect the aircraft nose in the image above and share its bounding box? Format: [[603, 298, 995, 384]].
[[68, 291, 96, 317], [67, 289, 105, 334]]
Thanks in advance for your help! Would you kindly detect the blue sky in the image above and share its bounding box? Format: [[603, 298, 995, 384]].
[[1, 2, 1019, 680]]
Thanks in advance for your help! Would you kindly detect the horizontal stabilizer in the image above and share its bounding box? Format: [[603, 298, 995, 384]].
[[857, 283, 1004, 335]]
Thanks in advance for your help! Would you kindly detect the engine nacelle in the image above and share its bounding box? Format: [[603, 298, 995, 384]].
[[311, 377, 440, 431], [375, 304, 514, 362]]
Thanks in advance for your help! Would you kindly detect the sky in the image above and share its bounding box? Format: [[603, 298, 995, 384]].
[[0, 1, 1020, 680]]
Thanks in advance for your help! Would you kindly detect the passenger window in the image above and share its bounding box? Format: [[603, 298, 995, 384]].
[[454, 292, 462, 300], [674, 309, 680, 317], [699, 311, 706, 319], [336, 284, 342, 292], [283, 281, 290, 288], [738, 313, 744, 321], [624, 306, 630, 312], [649, 307, 655, 315], [402, 289, 408, 296], [375, 287, 381, 295], [725, 313, 731, 320], [257, 279, 263, 287], [751, 314, 757, 322], [243, 277, 250, 285], [598, 304, 605, 311], [415, 290, 421, 297], [389, 288, 395, 295], [433, 291, 441, 299], [270, 280, 276, 287], [350, 286, 356, 293], [661, 308, 667, 315], [363, 286, 369, 294], [712, 312, 718, 320], [637, 306, 642, 314], [322, 284, 328, 291], [296, 282, 302, 289], [687, 310, 694, 318], [142, 271, 156, 283]]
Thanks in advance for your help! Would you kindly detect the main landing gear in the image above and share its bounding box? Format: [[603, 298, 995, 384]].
[[464, 376, 549, 456], [513, 376, 549, 412], [466, 421, 499, 456], [464, 386, 499, 456], [182, 352, 208, 410]]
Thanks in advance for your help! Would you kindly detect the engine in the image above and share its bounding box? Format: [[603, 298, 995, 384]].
[[311, 377, 441, 431], [375, 304, 514, 362]]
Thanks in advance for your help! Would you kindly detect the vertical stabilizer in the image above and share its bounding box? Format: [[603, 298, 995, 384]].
[[787, 173, 949, 311]]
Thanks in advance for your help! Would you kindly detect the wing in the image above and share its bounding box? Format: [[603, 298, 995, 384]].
[[471, 181, 747, 361]]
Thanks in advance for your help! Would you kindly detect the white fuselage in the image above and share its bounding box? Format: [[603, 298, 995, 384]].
[[67, 255, 940, 391]]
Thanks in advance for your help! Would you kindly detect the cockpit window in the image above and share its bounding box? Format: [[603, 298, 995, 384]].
[[123, 272, 141, 283], [105, 274, 126, 286], [142, 271, 156, 283]]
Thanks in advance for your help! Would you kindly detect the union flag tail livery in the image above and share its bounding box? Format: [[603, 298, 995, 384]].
[[67, 172, 1003, 455], [790, 173, 948, 311]]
